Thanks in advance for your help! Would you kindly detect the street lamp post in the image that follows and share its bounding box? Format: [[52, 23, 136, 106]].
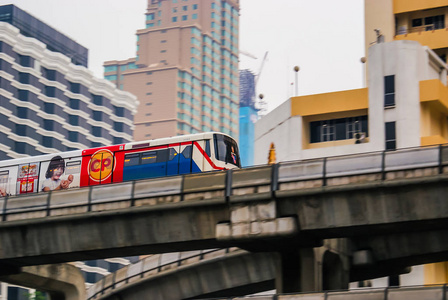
[[293, 66, 300, 96], [360, 57, 366, 88]]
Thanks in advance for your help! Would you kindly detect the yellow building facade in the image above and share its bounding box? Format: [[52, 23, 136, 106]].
[[365, 0, 448, 285]]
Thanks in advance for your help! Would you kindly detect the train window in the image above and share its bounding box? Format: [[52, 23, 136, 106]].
[[205, 140, 211, 157], [182, 145, 192, 159], [66, 161, 81, 174], [157, 149, 169, 162], [214, 134, 241, 167], [169, 148, 178, 160], [141, 152, 157, 164], [124, 153, 140, 166]]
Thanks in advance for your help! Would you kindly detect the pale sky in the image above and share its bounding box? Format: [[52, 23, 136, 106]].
[[0, 0, 365, 112]]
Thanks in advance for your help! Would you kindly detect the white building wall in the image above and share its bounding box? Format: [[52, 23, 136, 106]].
[[255, 40, 448, 166]]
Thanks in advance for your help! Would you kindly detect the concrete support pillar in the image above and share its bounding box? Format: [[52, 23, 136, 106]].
[[275, 248, 318, 293]]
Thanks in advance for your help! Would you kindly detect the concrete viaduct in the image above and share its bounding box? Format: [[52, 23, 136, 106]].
[[0, 146, 447, 297]]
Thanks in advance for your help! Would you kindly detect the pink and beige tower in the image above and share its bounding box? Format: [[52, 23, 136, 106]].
[[104, 0, 240, 141]]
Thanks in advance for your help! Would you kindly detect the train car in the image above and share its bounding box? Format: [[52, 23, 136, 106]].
[[0, 132, 240, 197]]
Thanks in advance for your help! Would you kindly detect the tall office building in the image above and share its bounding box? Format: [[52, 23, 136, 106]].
[[239, 69, 257, 167], [0, 5, 139, 297], [104, 0, 240, 141], [365, 0, 448, 286]]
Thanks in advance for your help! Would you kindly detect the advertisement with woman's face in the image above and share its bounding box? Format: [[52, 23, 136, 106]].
[[39, 156, 81, 192]]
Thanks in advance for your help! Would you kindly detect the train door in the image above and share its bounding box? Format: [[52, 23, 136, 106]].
[[167, 145, 180, 176], [179, 143, 193, 175], [141, 147, 168, 178], [0, 166, 18, 197]]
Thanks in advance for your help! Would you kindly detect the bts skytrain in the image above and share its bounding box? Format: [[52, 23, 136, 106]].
[[0, 132, 241, 197]]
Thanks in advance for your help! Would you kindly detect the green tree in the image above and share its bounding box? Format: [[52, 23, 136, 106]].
[[25, 291, 47, 300]]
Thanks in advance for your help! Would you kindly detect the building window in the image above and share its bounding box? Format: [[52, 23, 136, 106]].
[[310, 116, 368, 143], [412, 15, 445, 31], [18, 89, 28, 101], [44, 103, 55, 114], [146, 13, 155, 21], [70, 82, 81, 93], [18, 55, 32, 67], [91, 142, 102, 148], [15, 124, 26, 136], [70, 98, 80, 109], [17, 107, 28, 119], [385, 122, 396, 151], [18, 72, 29, 84], [146, 23, 155, 28], [113, 137, 123, 144], [92, 126, 102, 137], [114, 106, 124, 117], [172, 16, 178, 22], [105, 75, 117, 81], [14, 142, 26, 154], [42, 136, 53, 148], [192, 13, 198, 19], [45, 86, 55, 97], [114, 122, 124, 132], [43, 120, 54, 131], [69, 115, 79, 126], [192, 4, 198, 9], [92, 94, 103, 105], [42, 67, 56, 80], [104, 65, 117, 72], [183, 5, 188, 11], [68, 131, 78, 142], [182, 15, 188, 21], [93, 111, 102, 121], [384, 75, 395, 107]]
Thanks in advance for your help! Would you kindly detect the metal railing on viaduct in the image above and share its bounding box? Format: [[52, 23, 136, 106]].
[[1, 144, 448, 295]]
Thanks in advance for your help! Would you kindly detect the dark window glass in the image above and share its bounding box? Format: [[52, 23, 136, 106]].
[[43, 120, 54, 131], [169, 148, 178, 160], [18, 55, 32, 67], [385, 122, 396, 151], [124, 153, 140, 166], [70, 99, 80, 109], [44, 102, 55, 114], [18, 72, 29, 84], [17, 107, 28, 118], [93, 111, 102, 121], [15, 124, 26, 136], [70, 82, 81, 93], [66, 147, 77, 151], [91, 142, 102, 148], [43, 68, 56, 80], [334, 118, 346, 140], [384, 75, 395, 107], [14, 142, 26, 154], [45, 86, 56, 97], [113, 137, 123, 144], [310, 116, 368, 143], [114, 122, 123, 132], [213, 134, 240, 167], [68, 131, 78, 142], [142, 151, 157, 164], [42, 136, 53, 148], [18, 89, 28, 101], [114, 106, 124, 117], [412, 18, 422, 27], [205, 140, 211, 157], [92, 126, 102, 137], [92, 95, 103, 105], [182, 145, 192, 159], [69, 115, 79, 126]]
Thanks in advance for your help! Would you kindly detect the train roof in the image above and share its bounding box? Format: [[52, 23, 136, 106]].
[[0, 132, 236, 167]]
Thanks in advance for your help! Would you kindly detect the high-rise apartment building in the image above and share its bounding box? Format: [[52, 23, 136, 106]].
[[0, 5, 139, 297], [0, 10, 137, 160], [104, 0, 240, 141]]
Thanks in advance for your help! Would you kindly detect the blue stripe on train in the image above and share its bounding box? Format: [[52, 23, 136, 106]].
[[122, 159, 201, 181]]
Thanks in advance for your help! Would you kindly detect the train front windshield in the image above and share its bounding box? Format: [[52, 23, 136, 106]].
[[214, 134, 241, 168]]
